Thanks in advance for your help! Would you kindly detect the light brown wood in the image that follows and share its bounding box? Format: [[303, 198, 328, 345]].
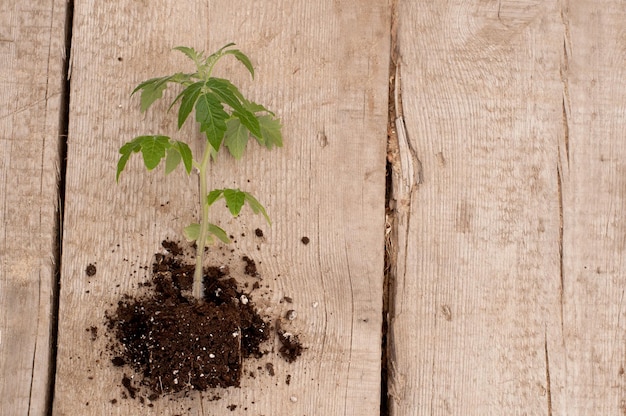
[[53, 0, 388, 414], [558, 1, 626, 413], [0, 1, 67, 414], [389, 0, 626, 414]]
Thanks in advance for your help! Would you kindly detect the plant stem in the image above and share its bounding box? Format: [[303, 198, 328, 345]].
[[192, 146, 212, 299]]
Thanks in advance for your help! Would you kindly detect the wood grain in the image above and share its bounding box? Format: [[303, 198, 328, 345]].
[[390, 0, 566, 414], [391, 0, 626, 414], [558, 1, 626, 413], [53, 0, 388, 414], [0, 1, 67, 414]]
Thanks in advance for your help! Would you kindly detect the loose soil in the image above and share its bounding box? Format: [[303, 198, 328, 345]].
[[104, 240, 302, 401]]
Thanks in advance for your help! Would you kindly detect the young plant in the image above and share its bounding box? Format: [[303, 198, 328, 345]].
[[116, 44, 282, 299]]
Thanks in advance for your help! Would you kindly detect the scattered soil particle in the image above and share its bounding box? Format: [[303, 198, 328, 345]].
[[242, 256, 258, 277], [121, 374, 138, 399], [86, 263, 97, 277], [161, 239, 184, 256], [87, 326, 98, 341], [277, 321, 304, 363], [105, 241, 271, 400], [254, 228, 264, 237], [227, 404, 237, 411], [111, 357, 125, 367], [285, 374, 291, 385], [300, 236, 310, 245]]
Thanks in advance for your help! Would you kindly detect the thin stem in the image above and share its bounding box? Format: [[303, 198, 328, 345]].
[[192, 145, 212, 299]]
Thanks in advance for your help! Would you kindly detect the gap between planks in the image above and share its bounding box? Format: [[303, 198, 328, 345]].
[[47, 1, 74, 415]]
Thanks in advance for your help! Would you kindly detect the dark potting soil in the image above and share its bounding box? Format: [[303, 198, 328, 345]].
[[104, 240, 285, 400]]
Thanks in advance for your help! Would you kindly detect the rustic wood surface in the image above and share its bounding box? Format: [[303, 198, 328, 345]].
[[0, 1, 67, 415], [52, 0, 388, 414], [389, 1, 626, 415], [3, 0, 626, 415]]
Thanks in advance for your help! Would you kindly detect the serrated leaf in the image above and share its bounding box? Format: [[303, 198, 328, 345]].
[[207, 79, 261, 137], [195, 92, 228, 151], [173, 46, 202, 64], [132, 75, 173, 113], [257, 115, 283, 149], [244, 100, 274, 115], [233, 109, 262, 140], [206, 78, 244, 110], [223, 189, 246, 216], [243, 192, 271, 224], [119, 136, 144, 155], [224, 118, 249, 159], [117, 135, 169, 181], [207, 223, 230, 244], [177, 82, 203, 129], [164, 147, 181, 174], [206, 189, 224, 206], [224, 49, 254, 78], [137, 135, 171, 170], [172, 141, 193, 174]]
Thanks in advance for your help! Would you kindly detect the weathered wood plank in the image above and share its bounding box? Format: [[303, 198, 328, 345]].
[[557, 1, 626, 413], [389, 1, 566, 414], [53, 1, 388, 414], [0, 1, 67, 414]]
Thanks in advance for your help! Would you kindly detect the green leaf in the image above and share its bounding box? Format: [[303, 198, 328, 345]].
[[243, 192, 271, 224], [224, 118, 249, 159], [183, 222, 230, 245], [116, 138, 142, 181], [206, 189, 224, 206], [177, 82, 203, 129], [172, 141, 193, 174], [224, 49, 254, 78], [183, 223, 200, 242], [209, 43, 236, 62], [206, 78, 244, 110], [223, 189, 246, 216], [173, 46, 202, 64], [205, 43, 236, 70], [138, 135, 171, 170], [207, 223, 230, 244], [207, 79, 261, 138], [244, 100, 274, 115], [132, 75, 174, 113], [195, 92, 228, 151], [233, 109, 262, 141], [257, 115, 283, 149], [165, 147, 181, 174], [116, 151, 133, 182], [116, 135, 171, 180]]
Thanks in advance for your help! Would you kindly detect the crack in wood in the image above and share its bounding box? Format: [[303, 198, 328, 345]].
[[382, 1, 399, 414], [560, 0, 572, 170], [545, 332, 553, 416], [383, 1, 424, 412], [46, 1, 74, 414], [557, 165, 565, 339]]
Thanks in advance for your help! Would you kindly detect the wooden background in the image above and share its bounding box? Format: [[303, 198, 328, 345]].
[[1, 0, 625, 415]]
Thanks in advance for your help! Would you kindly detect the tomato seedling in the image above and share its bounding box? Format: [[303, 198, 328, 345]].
[[117, 44, 282, 299]]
